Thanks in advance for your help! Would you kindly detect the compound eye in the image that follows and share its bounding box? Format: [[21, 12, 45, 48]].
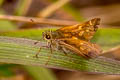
[[46, 35, 51, 39]]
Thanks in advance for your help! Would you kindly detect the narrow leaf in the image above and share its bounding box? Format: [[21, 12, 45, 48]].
[[0, 36, 120, 74]]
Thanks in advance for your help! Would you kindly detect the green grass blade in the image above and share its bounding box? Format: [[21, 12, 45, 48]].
[[0, 29, 56, 80], [0, 36, 120, 74]]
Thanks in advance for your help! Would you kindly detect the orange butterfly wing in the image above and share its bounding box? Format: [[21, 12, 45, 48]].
[[56, 18, 100, 41]]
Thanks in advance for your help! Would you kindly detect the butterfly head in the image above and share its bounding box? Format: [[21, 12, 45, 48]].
[[42, 30, 53, 41]]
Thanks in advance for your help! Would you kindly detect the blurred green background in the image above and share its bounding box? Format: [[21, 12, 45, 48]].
[[0, 0, 120, 80]]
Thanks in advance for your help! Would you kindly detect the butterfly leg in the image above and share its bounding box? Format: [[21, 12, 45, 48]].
[[35, 46, 42, 58], [34, 38, 43, 44], [34, 46, 49, 58], [34, 41, 49, 58], [60, 45, 72, 62], [45, 42, 53, 65]]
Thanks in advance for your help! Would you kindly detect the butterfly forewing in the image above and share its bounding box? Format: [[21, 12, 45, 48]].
[[56, 18, 100, 41]]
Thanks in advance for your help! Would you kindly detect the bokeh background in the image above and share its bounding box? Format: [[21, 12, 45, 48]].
[[0, 0, 120, 80]]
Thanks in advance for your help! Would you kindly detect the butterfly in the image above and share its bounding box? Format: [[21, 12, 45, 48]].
[[35, 18, 102, 64]]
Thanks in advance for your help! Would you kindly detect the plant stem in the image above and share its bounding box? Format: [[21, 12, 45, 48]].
[[0, 15, 78, 26]]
